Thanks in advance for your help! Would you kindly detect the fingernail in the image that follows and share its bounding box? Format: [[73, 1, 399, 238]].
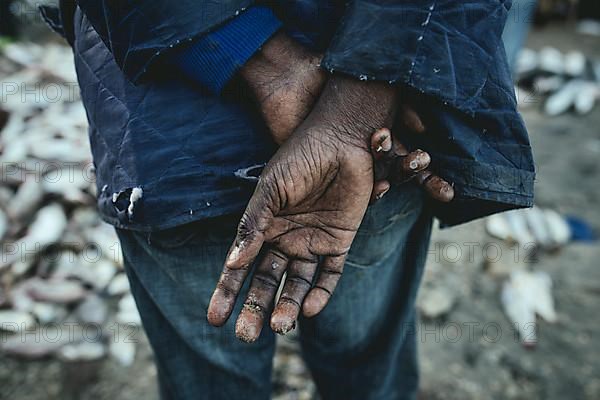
[[302, 289, 330, 318], [372, 129, 392, 153], [207, 292, 230, 327], [271, 303, 298, 335], [380, 136, 392, 152], [417, 151, 430, 163], [235, 305, 262, 343], [376, 186, 390, 200]]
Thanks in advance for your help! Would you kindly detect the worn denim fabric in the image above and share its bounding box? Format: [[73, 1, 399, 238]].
[[40, 1, 534, 231], [117, 183, 432, 400]]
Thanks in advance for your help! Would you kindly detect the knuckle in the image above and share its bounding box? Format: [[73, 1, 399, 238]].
[[252, 272, 280, 290], [320, 268, 342, 276], [216, 281, 237, 298], [313, 285, 333, 297], [278, 296, 302, 308], [286, 275, 313, 289]]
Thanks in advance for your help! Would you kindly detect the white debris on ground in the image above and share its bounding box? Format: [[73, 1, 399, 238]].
[[0, 42, 139, 366], [417, 199, 594, 350], [485, 206, 572, 250], [501, 269, 557, 347], [516, 46, 600, 115], [1, 25, 599, 400], [418, 284, 457, 319], [419, 204, 571, 339], [483, 205, 593, 345], [0, 42, 316, 398]]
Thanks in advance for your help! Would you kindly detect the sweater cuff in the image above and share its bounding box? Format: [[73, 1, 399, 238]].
[[172, 6, 282, 94]]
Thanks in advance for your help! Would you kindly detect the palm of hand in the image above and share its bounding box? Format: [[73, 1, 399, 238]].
[[208, 76, 400, 342], [207, 128, 374, 341], [252, 130, 373, 262]]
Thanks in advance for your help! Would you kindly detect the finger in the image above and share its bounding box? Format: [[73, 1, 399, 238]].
[[303, 254, 346, 318], [399, 103, 426, 134], [235, 249, 288, 343], [370, 128, 392, 160], [416, 171, 455, 203], [224, 225, 265, 270], [207, 265, 251, 327], [392, 149, 431, 184], [270, 259, 318, 334], [400, 150, 430, 174], [370, 180, 391, 204], [373, 138, 409, 181], [225, 186, 274, 269], [392, 139, 409, 156]]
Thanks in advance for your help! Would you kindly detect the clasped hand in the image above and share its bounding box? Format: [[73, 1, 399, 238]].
[[207, 34, 453, 343]]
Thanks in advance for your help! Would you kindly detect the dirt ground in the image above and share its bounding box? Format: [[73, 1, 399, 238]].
[[1, 24, 599, 400], [418, 24, 600, 400]]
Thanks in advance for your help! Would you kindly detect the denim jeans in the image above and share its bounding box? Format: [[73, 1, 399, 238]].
[[116, 183, 433, 400], [502, 0, 538, 75]]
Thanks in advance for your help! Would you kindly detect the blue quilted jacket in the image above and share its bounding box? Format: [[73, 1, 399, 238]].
[[41, 0, 535, 230]]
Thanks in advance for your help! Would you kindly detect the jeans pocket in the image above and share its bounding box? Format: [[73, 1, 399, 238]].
[[346, 184, 424, 268], [147, 215, 239, 250]]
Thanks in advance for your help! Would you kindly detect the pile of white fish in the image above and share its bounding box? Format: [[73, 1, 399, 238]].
[[516, 46, 600, 115], [0, 42, 139, 365], [485, 207, 565, 346], [0, 40, 579, 362], [501, 269, 557, 347], [485, 206, 572, 250]]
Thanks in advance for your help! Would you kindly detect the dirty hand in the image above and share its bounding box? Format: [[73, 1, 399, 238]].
[[241, 32, 453, 203], [207, 76, 397, 342], [368, 105, 454, 203], [240, 32, 326, 145]]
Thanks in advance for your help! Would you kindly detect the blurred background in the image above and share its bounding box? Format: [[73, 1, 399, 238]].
[[0, 0, 599, 399]]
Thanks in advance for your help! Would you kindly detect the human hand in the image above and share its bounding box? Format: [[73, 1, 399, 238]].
[[207, 76, 397, 342], [369, 111, 454, 204], [242, 34, 453, 203], [240, 32, 326, 144]]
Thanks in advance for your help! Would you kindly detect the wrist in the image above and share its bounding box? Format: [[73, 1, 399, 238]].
[[309, 75, 398, 150], [240, 32, 324, 99]]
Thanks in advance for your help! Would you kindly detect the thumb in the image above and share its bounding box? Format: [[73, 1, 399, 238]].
[[224, 183, 274, 269], [398, 103, 426, 134]]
